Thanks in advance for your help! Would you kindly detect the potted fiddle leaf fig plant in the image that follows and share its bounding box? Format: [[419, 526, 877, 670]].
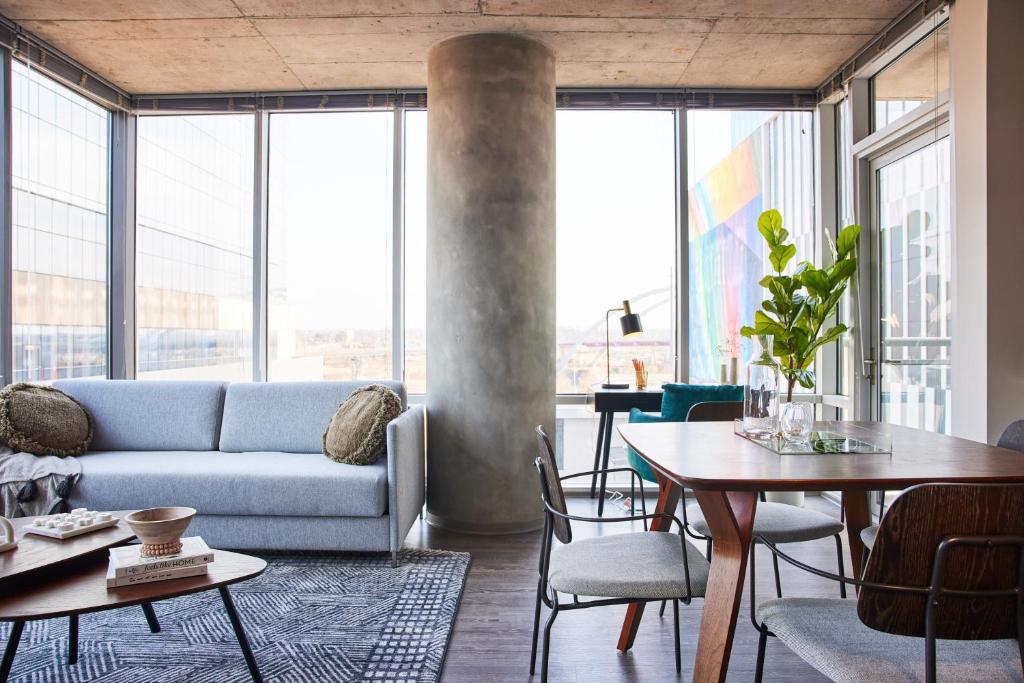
[[740, 209, 861, 402], [741, 209, 860, 507]]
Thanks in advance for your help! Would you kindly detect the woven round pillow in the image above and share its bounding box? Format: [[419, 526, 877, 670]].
[[323, 384, 403, 465], [0, 383, 93, 456]]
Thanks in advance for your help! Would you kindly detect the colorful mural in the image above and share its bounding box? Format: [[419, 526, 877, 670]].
[[687, 112, 814, 383]]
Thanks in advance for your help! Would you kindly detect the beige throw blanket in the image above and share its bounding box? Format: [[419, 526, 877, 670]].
[[0, 446, 80, 517]]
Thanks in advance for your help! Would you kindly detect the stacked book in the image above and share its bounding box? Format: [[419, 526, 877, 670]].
[[106, 537, 214, 588]]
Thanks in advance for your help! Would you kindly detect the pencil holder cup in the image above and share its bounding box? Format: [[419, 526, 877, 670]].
[[635, 369, 648, 391]]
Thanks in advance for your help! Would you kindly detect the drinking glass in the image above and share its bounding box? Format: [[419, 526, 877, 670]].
[[781, 401, 814, 443], [743, 334, 780, 437]]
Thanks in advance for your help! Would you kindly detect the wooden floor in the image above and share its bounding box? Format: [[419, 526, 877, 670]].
[[406, 495, 847, 682]]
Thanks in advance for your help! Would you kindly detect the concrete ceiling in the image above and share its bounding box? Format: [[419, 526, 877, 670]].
[[0, 1, 916, 94]]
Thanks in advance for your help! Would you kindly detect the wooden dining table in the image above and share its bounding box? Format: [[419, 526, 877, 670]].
[[616, 420, 1024, 683]]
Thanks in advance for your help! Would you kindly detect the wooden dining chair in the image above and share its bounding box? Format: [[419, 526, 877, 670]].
[[530, 426, 710, 682], [860, 419, 1024, 559], [677, 401, 848, 600], [752, 483, 1024, 683]]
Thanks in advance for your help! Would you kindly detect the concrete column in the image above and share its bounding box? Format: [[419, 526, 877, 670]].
[[949, 0, 1024, 444], [425, 34, 555, 534]]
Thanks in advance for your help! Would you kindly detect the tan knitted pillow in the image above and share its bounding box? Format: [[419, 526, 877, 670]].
[[0, 383, 93, 456], [323, 385, 403, 465]]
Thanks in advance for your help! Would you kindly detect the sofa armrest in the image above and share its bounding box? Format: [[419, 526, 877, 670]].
[[386, 404, 426, 564]]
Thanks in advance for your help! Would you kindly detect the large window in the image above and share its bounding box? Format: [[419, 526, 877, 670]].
[[11, 62, 109, 381], [687, 110, 815, 383], [872, 24, 949, 131], [135, 115, 254, 380], [555, 110, 677, 394], [267, 112, 394, 381], [404, 110, 427, 393], [555, 110, 677, 478]]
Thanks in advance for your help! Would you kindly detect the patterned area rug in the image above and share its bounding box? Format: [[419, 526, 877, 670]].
[[1, 549, 470, 683]]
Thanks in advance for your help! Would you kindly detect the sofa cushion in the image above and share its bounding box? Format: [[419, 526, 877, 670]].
[[219, 381, 407, 454], [0, 383, 93, 455], [324, 384, 403, 465], [53, 380, 227, 451], [70, 450, 388, 518]]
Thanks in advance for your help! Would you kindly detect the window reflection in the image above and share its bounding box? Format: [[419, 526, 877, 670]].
[[11, 62, 109, 381], [135, 115, 254, 380]]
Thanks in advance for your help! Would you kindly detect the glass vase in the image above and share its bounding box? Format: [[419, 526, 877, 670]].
[[743, 334, 780, 437]]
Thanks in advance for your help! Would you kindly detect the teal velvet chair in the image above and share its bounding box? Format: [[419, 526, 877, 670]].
[[626, 383, 744, 483]]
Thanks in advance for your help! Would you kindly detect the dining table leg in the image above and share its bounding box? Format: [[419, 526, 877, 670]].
[[616, 471, 681, 651], [689, 489, 759, 683], [841, 489, 871, 579]]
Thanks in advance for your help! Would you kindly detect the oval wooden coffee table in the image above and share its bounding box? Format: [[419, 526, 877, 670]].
[[0, 545, 267, 683]]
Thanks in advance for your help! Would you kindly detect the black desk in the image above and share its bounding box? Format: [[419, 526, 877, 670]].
[[589, 387, 663, 515]]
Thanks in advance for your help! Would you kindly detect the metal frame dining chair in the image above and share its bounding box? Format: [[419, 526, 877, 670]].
[[859, 419, 1024, 563], [751, 483, 1024, 683], [530, 425, 710, 682], [675, 401, 848, 601]]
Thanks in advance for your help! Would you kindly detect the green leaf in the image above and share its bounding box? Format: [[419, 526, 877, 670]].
[[800, 269, 831, 298], [758, 275, 775, 288], [758, 209, 784, 245], [827, 258, 857, 287], [769, 244, 797, 273], [837, 224, 861, 257], [740, 326, 755, 338]]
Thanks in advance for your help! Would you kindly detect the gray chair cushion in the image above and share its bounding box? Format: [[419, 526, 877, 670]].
[[860, 524, 878, 550], [219, 381, 407, 453], [757, 597, 1022, 683], [686, 501, 844, 543], [548, 531, 709, 599], [70, 450, 388, 517], [53, 380, 226, 451]]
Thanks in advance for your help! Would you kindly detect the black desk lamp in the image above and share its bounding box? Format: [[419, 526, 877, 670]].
[[603, 300, 643, 389]]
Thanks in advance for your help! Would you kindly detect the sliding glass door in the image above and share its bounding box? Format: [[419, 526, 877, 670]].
[[872, 130, 951, 433]]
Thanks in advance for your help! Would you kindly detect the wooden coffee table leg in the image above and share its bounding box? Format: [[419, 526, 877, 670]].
[[1, 621, 24, 683], [691, 489, 758, 683], [141, 602, 161, 633], [617, 471, 681, 651], [67, 614, 78, 664], [219, 586, 263, 683], [842, 489, 871, 579]]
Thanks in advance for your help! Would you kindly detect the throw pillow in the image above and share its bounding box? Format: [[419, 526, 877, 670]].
[[0, 383, 93, 456], [323, 384, 403, 465]]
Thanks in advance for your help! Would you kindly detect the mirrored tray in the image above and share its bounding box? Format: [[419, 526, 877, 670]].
[[733, 420, 892, 455]]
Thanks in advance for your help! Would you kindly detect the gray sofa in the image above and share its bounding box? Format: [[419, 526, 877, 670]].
[[53, 380, 425, 564]]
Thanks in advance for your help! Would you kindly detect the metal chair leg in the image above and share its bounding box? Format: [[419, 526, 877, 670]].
[[706, 537, 712, 561], [540, 596, 559, 683], [834, 534, 848, 599], [142, 602, 161, 633], [1, 621, 25, 683], [219, 586, 264, 683], [659, 600, 667, 617], [67, 614, 78, 665], [672, 598, 681, 673], [529, 578, 543, 675], [755, 626, 769, 683], [771, 548, 783, 598]]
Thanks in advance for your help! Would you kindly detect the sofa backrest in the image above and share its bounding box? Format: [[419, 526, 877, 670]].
[[53, 380, 227, 451], [218, 381, 407, 453]]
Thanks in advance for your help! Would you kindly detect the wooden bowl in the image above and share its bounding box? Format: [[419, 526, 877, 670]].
[[125, 507, 196, 557]]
